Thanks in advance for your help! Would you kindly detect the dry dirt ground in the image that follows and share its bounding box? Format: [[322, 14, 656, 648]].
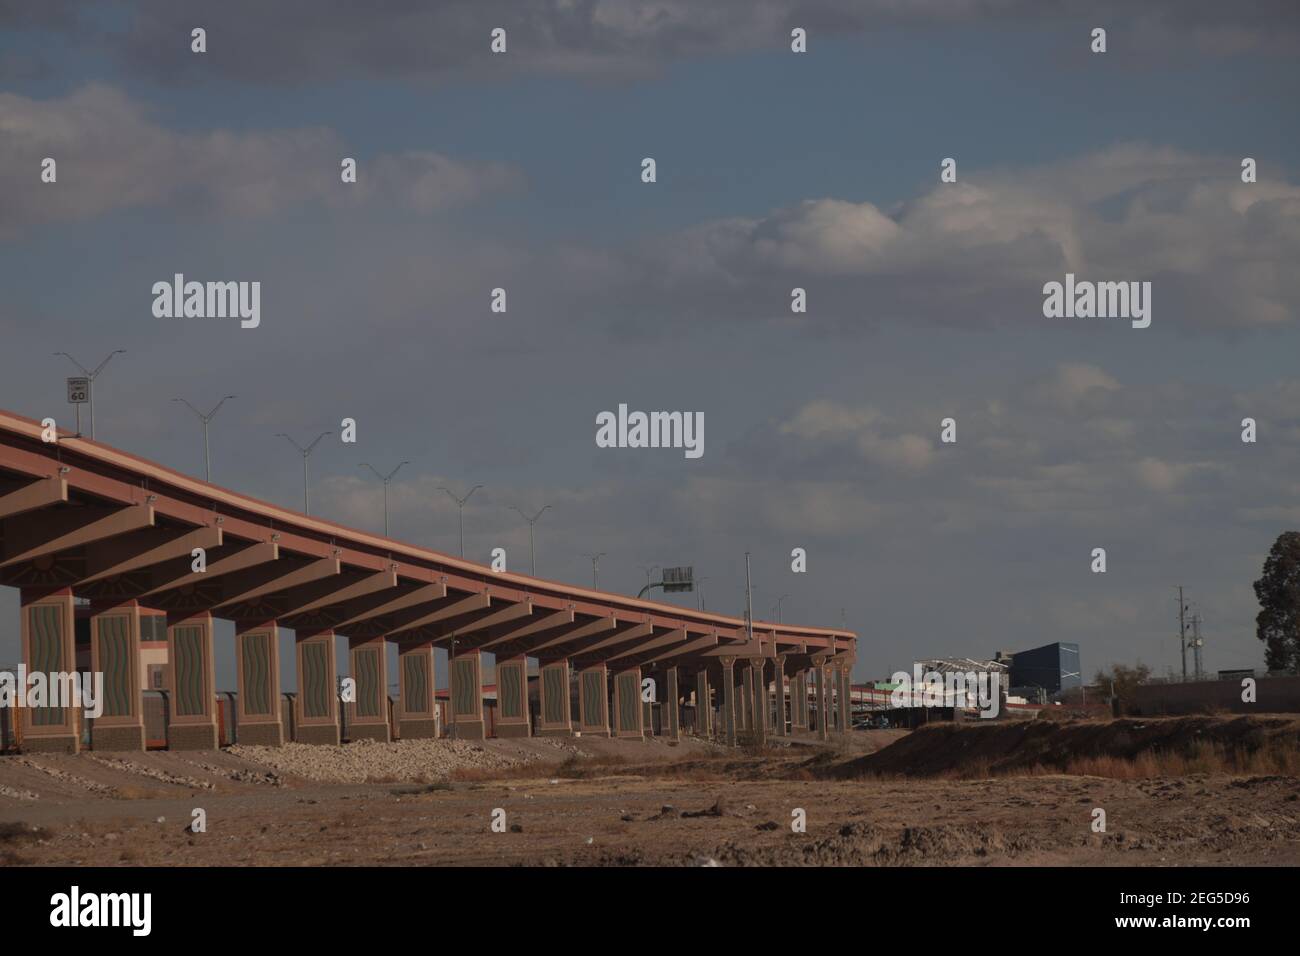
[[2, 719, 1298, 866]]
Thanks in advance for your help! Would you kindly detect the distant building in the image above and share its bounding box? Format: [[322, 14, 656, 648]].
[[1217, 668, 1255, 682], [1008, 642, 1081, 700], [915, 657, 1008, 676]]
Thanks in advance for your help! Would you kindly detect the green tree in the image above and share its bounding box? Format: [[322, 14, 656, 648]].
[[1253, 531, 1300, 673]]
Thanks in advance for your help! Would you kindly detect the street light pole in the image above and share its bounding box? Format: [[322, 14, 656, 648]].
[[172, 395, 235, 482], [696, 577, 709, 611], [582, 552, 606, 590], [361, 461, 409, 537], [775, 593, 789, 624], [56, 349, 125, 440], [639, 564, 661, 593], [439, 484, 483, 558], [510, 505, 551, 576], [276, 431, 332, 514]]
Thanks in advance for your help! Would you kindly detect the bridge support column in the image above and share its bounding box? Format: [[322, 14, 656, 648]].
[[448, 647, 484, 740], [613, 667, 644, 738], [749, 657, 768, 747], [347, 634, 390, 742], [792, 669, 809, 731], [494, 655, 531, 738], [19, 586, 79, 753], [166, 612, 219, 749], [235, 621, 284, 747], [397, 639, 438, 739], [838, 664, 851, 734], [740, 665, 752, 734], [694, 669, 712, 737], [536, 659, 573, 736], [577, 664, 609, 736], [88, 600, 147, 751], [773, 655, 787, 737], [663, 666, 680, 740], [814, 662, 829, 741], [720, 657, 737, 747], [294, 627, 339, 745]]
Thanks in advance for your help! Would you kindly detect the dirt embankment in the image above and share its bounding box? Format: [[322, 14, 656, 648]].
[[826, 715, 1300, 780]]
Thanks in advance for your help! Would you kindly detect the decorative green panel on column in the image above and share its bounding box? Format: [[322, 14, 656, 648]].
[[96, 615, 132, 717], [581, 671, 603, 726], [241, 632, 272, 715], [499, 664, 523, 719], [301, 641, 330, 718], [355, 646, 381, 718], [173, 625, 206, 717], [29, 604, 65, 726], [616, 673, 639, 732], [403, 654, 429, 714], [452, 657, 478, 716], [542, 665, 566, 724]]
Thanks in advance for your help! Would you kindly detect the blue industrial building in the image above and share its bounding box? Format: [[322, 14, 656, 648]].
[[1009, 642, 1082, 700]]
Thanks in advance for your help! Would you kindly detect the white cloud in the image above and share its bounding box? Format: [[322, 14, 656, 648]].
[[632, 145, 1300, 331], [0, 85, 521, 236]]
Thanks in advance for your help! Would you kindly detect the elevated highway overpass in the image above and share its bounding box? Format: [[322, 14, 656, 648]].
[[0, 409, 856, 752]]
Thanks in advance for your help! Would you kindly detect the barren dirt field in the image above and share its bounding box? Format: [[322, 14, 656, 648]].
[[3, 717, 1299, 866]]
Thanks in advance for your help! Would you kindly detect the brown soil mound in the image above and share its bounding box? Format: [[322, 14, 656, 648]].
[[825, 715, 1300, 780]]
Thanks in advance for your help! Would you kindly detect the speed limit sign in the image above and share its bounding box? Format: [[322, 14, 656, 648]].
[[66, 377, 89, 404]]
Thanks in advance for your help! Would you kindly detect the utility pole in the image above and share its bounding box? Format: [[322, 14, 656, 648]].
[[439, 484, 483, 558], [360, 461, 409, 537], [276, 431, 332, 515], [744, 552, 754, 644], [582, 552, 606, 590], [56, 349, 125, 440], [172, 396, 235, 482], [1190, 613, 1204, 680], [1177, 586, 1189, 682], [509, 504, 550, 576]]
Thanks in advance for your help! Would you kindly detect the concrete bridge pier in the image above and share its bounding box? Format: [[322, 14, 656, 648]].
[[19, 586, 79, 753], [536, 658, 573, 736], [813, 659, 829, 741], [294, 626, 340, 745], [235, 620, 284, 747], [88, 599, 149, 751], [719, 657, 738, 746], [578, 663, 610, 736], [612, 666, 644, 738], [837, 664, 851, 733], [663, 665, 680, 740], [494, 654, 531, 738], [166, 611, 220, 749], [791, 669, 808, 732], [694, 669, 712, 738], [748, 657, 768, 746], [346, 634, 390, 742], [773, 655, 788, 737], [397, 638, 438, 739], [448, 647, 485, 740]]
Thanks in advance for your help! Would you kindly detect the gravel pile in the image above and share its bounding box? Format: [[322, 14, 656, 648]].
[[173, 756, 284, 787], [89, 755, 214, 790], [227, 738, 534, 784], [16, 757, 116, 795]]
